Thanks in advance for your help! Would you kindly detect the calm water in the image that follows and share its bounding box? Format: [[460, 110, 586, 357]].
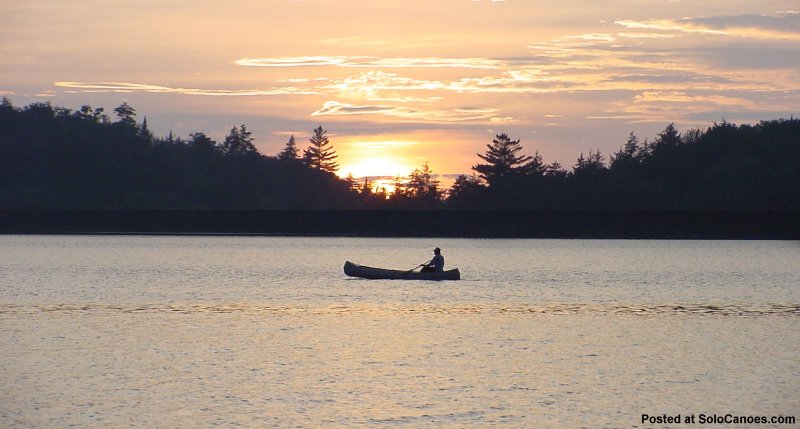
[[0, 235, 797, 428]]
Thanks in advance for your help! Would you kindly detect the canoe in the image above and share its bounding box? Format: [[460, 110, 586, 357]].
[[344, 261, 460, 281]]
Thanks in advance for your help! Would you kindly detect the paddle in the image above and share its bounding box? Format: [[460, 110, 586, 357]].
[[402, 261, 429, 275]]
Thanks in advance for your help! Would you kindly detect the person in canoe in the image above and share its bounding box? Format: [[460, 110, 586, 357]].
[[420, 247, 444, 273]]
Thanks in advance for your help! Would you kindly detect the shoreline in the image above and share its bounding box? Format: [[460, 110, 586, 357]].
[[2, 210, 798, 240]]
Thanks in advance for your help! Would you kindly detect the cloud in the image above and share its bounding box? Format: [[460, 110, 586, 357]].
[[311, 101, 508, 123], [448, 69, 581, 94], [591, 89, 798, 124], [600, 71, 734, 86], [54, 81, 317, 96], [327, 71, 444, 92], [512, 12, 800, 125], [351, 141, 420, 149], [324, 71, 445, 102], [633, 91, 754, 108], [614, 19, 728, 36], [236, 56, 501, 69], [518, 13, 800, 94], [353, 57, 502, 69], [48, 10, 800, 131], [615, 13, 800, 42], [616, 32, 677, 39], [235, 56, 350, 67]]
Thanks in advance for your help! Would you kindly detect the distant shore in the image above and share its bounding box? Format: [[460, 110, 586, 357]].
[[1, 210, 797, 239]]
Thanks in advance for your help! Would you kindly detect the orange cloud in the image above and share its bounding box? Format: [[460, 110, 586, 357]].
[[236, 56, 501, 69], [54, 81, 317, 96], [311, 101, 508, 123]]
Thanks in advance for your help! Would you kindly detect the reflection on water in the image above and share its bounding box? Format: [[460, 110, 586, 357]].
[[2, 302, 799, 317], [0, 236, 798, 427]]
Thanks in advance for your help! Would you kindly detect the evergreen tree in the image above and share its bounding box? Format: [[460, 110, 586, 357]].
[[446, 173, 484, 205], [545, 161, 567, 178], [573, 149, 606, 173], [1, 96, 13, 111], [526, 151, 548, 177], [342, 173, 362, 193], [188, 132, 218, 151], [303, 125, 338, 173], [3, 98, 798, 211], [610, 132, 641, 171], [391, 174, 407, 198], [140, 116, 154, 143], [653, 123, 682, 149], [277, 135, 299, 162], [406, 162, 442, 201], [76, 104, 107, 123], [113, 102, 136, 126], [472, 133, 534, 186], [221, 124, 257, 156]]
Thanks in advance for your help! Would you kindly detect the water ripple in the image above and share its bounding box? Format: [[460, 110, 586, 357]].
[[1, 302, 798, 317]]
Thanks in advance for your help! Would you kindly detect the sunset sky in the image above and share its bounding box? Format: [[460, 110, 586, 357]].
[[3, 0, 799, 181]]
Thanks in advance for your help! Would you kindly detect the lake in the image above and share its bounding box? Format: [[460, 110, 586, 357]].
[[1, 235, 797, 427]]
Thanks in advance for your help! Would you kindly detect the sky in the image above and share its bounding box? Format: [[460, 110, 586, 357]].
[[2, 0, 799, 182]]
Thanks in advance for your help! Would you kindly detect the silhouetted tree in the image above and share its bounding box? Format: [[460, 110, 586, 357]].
[[277, 135, 299, 162], [186, 132, 218, 155], [545, 161, 567, 178], [610, 132, 640, 171], [527, 151, 548, 177], [572, 149, 606, 176], [2, 98, 798, 211], [343, 173, 358, 191], [407, 162, 442, 202], [652, 122, 682, 151], [140, 116, 154, 143], [303, 125, 338, 173], [113, 102, 136, 126], [77, 105, 107, 124], [1, 97, 14, 115], [221, 124, 257, 156], [446, 173, 485, 206], [473, 133, 534, 186]]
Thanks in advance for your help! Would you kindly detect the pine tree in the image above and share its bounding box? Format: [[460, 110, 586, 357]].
[[610, 132, 640, 170], [407, 161, 441, 200], [76, 105, 107, 123], [113, 102, 136, 126], [222, 124, 257, 156], [574, 149, 606, 171], [188, 132, 217, 151], [140, 116, 154, 143], [1, 96, 13, 111], [545, 161, 567, 178], [654, 123, 682, 149], [472, 133, 534, 186], [447, 173, 484, 204], [303, 125, 338, 173], [277, 135, 299, 162]]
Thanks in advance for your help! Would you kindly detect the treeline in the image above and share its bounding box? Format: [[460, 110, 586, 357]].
[[449, 122, 800, 209], [0, 100, 354, 209], [1, 98, 798, 210]]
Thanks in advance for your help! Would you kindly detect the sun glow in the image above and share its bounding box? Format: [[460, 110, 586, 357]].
[[337, 139, 420, 181], [338, 157, 414, 180]]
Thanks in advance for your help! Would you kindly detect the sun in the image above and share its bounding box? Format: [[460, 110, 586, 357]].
[[337, 139, 421, 180], [338, 157, 414, 180]]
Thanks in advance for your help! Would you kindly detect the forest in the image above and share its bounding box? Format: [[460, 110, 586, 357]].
[[1, 98, 798, 210]]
